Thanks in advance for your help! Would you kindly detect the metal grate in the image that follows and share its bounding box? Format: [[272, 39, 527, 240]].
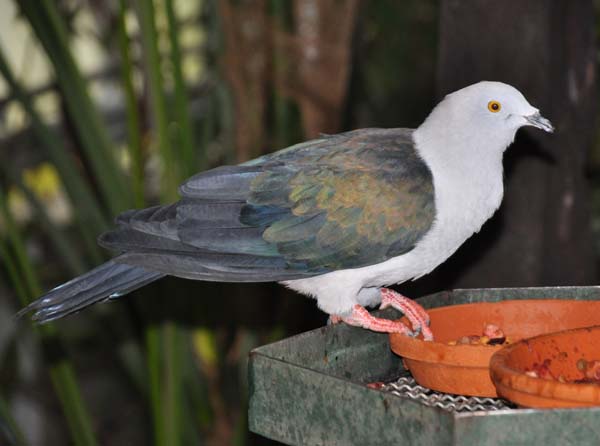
[[379, 375, 515, 413]]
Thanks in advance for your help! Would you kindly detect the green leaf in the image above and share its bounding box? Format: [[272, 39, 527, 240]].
[[134, 0, 179, 202], [0, 187, 98, 446], [0, 392, 26, 446], [165, 0, 201, 176], [17, 0, 132, 215], [118, 0, 146, 208], [0, 34, 108, 262]]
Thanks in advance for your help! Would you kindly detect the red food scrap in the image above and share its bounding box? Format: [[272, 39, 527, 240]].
[[526, 358, 600, 384], [583, 360, 600, 381], [483, 323, 505, 340], [527, 359, 554, 380]]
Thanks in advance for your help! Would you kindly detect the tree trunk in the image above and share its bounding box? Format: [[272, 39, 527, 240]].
[[418, 0, 597, 291]]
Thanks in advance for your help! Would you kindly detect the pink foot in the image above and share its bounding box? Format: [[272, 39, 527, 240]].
[[328, 315, 343, 325], [379, 288, 433, 341], [337, 304, 413, 336]]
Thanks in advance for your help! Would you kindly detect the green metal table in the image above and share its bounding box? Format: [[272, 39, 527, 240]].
[[249, 286, 600, 445]]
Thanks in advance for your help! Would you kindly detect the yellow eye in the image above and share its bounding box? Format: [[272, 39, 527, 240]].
[[488, 100, 501, 113]]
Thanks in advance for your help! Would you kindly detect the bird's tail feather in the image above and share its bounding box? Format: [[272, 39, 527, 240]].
[[17, 258, 164, 323]]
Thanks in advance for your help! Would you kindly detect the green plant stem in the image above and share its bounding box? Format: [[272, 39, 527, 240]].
[[47, 361, 97, 446], [165, 0, 199, 176], [0, 44, 106, 262], [134, 0, 179, 201], [0, 392, 26, 446], [0, 190, 97, 446], [145, 324, 165, 446], [0, 241, 29, 306], [0, 187, 98, 446], [117, 0, 145, 209], [143, 313, 184, 446], [163, 321, 182, 446], [270, 0, 295, 148], [77, 225, 104, 267], [6, 171, 86, 275], [16, 0, 131, 215], [1, 200, 43, 301]]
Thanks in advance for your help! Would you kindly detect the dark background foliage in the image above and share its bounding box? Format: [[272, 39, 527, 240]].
[[0, 1, 597, 444]]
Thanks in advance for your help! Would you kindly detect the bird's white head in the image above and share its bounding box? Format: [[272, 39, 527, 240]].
[[446, 81, 553, 134], [415, 81, 553, 166]]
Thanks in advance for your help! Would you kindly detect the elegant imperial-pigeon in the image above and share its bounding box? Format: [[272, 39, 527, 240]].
[[18, 81, 553, 340]]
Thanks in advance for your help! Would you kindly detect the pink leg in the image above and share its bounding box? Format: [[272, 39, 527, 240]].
[[337, 304, 414, 336], [379, 288, 433, 341]]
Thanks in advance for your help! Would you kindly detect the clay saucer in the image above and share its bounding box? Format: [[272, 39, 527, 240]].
[[490, 325, 600, 408], [389, 299, 600, 397]]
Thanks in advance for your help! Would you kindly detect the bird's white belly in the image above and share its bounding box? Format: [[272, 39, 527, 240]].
[[283, 171, 504, 315]]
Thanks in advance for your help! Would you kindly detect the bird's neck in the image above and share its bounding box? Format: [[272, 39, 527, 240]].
[[413, 116, 512, 180], [413, 118, 508, 234]]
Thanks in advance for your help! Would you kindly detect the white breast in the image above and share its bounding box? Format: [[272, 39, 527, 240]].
[[362, 153, 504, 286], [362, 122, 506, 285]]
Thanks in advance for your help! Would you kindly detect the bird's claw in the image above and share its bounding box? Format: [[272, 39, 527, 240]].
[[379, 288, 433, 341], [333, 305, 414, 336], [329, 291, 433, 339]]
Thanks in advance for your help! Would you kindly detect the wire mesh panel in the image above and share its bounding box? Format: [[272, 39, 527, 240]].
[[380, 374, 514, 412]]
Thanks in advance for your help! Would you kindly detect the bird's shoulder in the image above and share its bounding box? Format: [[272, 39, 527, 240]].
[[247, 127, 419, 169], [179, 127, 423, 197]]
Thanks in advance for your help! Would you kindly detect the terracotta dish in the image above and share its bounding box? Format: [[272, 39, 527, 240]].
[[490, 325, 600, 408], [389, 299, 600, 397]]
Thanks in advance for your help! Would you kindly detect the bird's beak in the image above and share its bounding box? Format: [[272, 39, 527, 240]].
[[524, 111, 554, 133]]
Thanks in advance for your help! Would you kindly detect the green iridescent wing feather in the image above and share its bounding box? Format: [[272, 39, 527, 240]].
[[100, 128, 435, 280], [241, 128, 435, 272]]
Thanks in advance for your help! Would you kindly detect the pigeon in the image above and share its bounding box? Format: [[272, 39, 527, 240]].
[[18, 81, 553, 340]]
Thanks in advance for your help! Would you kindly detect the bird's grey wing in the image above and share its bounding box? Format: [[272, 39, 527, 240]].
[[101, 202, 309, 282], [100, 128, 435, 279]]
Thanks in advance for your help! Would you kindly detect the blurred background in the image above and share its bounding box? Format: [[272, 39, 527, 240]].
[[0, 0, 598, 444]]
